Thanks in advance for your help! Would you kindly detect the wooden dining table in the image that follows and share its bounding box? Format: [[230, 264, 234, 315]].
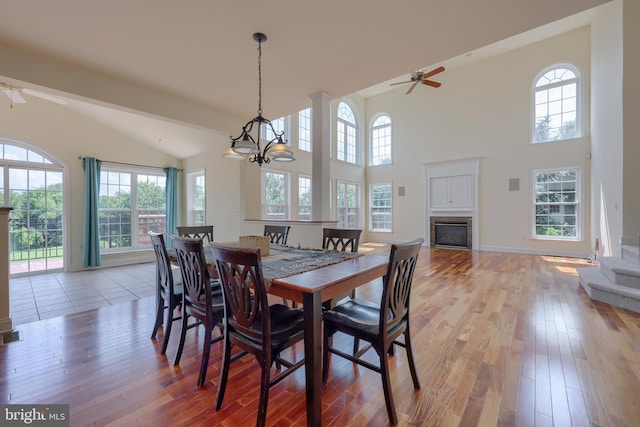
[[268, 252, 389, 427], [169, 242, 389, 426]]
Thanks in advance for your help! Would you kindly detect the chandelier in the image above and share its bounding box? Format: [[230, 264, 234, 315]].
[[224, 33, 294, 165]]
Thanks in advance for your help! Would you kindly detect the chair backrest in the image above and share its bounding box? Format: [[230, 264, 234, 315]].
[[211, 245, 270, 347], [322, 228, 362, 253], [380, 238, 424, 332], [148, 231, 176, 298], [177, 225, 214, 244], [264, 225, 291, 245], [171, 236, 214, 319]]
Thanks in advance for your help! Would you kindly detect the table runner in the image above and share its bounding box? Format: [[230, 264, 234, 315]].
[[169, 244, 363, 284]]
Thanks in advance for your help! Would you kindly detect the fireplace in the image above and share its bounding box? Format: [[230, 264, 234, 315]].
[[430, 216, 472, 249]]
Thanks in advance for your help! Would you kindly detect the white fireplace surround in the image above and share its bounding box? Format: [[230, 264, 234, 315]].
[[424, 158, 479, 250]]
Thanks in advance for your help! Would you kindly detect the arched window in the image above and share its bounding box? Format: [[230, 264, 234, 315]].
[[0, 139, 64, 274], [337, 102, 358, 164], [533, 65, 580, 143], [370, 114, 392, 166]]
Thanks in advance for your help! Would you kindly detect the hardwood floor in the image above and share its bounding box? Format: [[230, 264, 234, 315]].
[[2, 246, 640, 426]]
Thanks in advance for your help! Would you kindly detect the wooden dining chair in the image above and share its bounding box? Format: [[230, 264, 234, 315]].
[[171, 236, 225, 387], [263, 224, 291, 245], [211, 245, 305, 427], [322, 238, 424, 425], [148, 231, 182, 355], [177, 225, 214, 244], [322, 227, 362, 253]]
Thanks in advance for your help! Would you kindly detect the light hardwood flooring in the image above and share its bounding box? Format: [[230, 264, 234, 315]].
[[2, 245, 640, 426]]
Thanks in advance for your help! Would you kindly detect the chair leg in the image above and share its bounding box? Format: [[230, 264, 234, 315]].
[[215, 334, 232, 410], [404, 329, 420, 389], [353, 337, 360, 355], [160, 303, 174, 354], [379, 348, 398, 425], [173, 313, 189, 366], [151, 295, 164, 339], [322, 330, 332, 384], [197, 323, 213, 387], [256, 356, 271, 427]]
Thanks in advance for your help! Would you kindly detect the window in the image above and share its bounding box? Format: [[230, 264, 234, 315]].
[[298, 108, 312, 152], [262, 116, 288, 142], [336, 180, 359, 228], [533, 65, 580, 143], [262, 170, 289, 220], [298, 175, 311, 221], [1, 140, 64, 274], [187, 170, 205, 225], [533, 168, 579, 240], [370, 114, 392, 166], [99, 168, 166, 251], [337, 102, 358, 164], [370, 183, 392, 232]]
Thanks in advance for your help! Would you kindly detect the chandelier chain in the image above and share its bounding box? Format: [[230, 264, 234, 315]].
[[257, 39, 262, 116]]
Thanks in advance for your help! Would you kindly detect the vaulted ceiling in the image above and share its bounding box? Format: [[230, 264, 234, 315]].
[[0, 0, 612, 158]]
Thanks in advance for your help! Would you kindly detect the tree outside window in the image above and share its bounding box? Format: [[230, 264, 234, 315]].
[[533, 66, 579, 143], [298, 175, 311, 221], [337, 181, 359, 228]]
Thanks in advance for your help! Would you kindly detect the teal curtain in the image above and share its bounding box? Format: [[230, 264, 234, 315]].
[[82, 157, 102, 267], [165, 167, 178, 248]]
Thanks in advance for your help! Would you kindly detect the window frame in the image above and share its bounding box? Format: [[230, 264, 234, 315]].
[[532, 64, 581, 144], [369, 113, 392, 166], [261, 169, 290, 220], [261, 115, 289, 143], [298, 174, 312, 221], [336, 101, 359, 164], [98, 166, 167, 252], [186, 170, 205, 226], [531, 167, 581, 241], [369, 183, 393, 232], [298, 108, 312, 152], [336, 180, 360, 229]]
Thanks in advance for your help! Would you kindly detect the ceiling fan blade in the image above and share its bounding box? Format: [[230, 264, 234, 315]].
[[389, 80, 412, 86], [422, 80, 442, 88], [1, 87, 26, 104], [406, 82, 419, 95], [421, 66, 445, 79]]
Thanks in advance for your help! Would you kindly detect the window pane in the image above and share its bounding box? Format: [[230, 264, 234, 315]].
[[533, 168, 579, 239]]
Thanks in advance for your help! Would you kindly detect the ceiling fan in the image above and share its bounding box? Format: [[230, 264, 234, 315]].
[[390, 66, 445, 95], [1, 82, 68, 107]]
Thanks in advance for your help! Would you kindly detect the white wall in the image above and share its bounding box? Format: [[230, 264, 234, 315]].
[[365, 27, 593, 256]]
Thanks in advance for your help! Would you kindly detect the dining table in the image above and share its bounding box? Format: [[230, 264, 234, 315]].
[[169, 242, 389, 426]]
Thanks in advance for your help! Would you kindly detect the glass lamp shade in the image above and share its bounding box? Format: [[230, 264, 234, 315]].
[[232, 135, 260, 154], [268, 143, 294, 157], [222, 147, 246, 160]]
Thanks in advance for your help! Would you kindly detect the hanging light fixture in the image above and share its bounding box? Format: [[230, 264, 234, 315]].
[[224, 33, 295, 165]]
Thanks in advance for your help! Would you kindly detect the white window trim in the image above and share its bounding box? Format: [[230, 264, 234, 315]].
[[298, 108, 312, 152], [336, 179, 360, 229], [531, 63, 581, 144], [369, 182, 393, 232], [261, 169, 290, 220], [298, 174, 312, 221], [369, 113, 392, 166], [531, 167, 581, 241], [336, 100, 361, 165], [186, 169, 205, 226]]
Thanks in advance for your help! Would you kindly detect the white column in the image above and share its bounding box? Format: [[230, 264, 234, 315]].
[[0, 207, 14, 335], [310, 91, 332, 221]]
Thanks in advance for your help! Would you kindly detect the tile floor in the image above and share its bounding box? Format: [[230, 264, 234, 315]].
[[9, 262, 158, 326]]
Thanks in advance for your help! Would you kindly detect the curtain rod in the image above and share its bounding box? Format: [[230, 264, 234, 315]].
[[77, 156, 182, 171]]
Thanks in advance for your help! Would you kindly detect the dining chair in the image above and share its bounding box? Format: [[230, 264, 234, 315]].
[[148, 231, 182, 355], [322, 227, 363, 351], [263, 224, 291, 245], [177, 225, 214, 244], [211, 245, 305, 427], [171, 236, 225, 387], [322, 238, 424, 425], [322, 227, 362, 253]]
